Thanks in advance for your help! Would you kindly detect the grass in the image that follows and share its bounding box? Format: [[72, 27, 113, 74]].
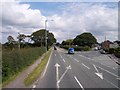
[[24, 48, 52, 86], [2, 47, 46, 87]]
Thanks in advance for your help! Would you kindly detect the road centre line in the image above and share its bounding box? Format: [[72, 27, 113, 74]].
[[59, 54, 66, 62], [82, 63, 90, 69], [74, 76, 85, 90], [62, 58, 65, 62], [77, 54, 119, 77], [69, 55, 79, 62]]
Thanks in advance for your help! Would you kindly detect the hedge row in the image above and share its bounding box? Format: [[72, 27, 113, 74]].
[[60, 45, 91, 51], [2, 47, 46, 82], [108, 47, 120, 58]]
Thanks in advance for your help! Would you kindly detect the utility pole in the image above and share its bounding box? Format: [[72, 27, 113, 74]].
[[45, 20, 48, 52], [45, 19, 54, 52]]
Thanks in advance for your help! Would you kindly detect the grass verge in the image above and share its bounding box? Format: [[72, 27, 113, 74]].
[[24, 48, 52, 86]]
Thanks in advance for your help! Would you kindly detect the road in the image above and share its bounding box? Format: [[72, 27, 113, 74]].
[[31, 47, 120, 89]]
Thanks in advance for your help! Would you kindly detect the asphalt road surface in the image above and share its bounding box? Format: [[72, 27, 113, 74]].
[[31, 47, 120, 89]]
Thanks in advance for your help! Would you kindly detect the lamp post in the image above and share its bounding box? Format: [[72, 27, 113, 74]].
[[45, 19, 54, 52], [45, 20, 48, 52]]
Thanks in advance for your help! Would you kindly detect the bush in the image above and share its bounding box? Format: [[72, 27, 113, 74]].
[[82, 46, 91, 51], [114, 47, 120, 58], [60, 45, 90, 51], [2, 47, 46, 83], [108, 48, 115, 54]]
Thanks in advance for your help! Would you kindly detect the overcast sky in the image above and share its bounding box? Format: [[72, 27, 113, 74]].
[[1, 0, 119, 43]]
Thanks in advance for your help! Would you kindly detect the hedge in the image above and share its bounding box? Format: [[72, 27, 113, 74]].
[[2, 47, 46, 83]]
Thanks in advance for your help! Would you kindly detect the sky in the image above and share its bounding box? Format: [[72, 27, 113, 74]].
[[1, 0, 119, 43]]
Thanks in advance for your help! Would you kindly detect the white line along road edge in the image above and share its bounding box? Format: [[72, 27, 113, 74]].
[[41, 48, 53, 78]]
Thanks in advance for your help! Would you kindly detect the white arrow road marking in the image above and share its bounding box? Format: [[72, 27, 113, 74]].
[[57, 65, 71, 84], [74, 76, 85, 90], [55, 63, 60, 88], [32, 85, 36, 88], [95, 73, 103, 79], [93, 64, 103, 79], [116, 77, 120, 80], [95, 65, 118, 77], [82, 63, 90, 69]]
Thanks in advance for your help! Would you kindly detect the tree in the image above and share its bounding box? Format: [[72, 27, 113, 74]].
[[31, 29, 56, 47], [17, 33, 26, 48], [17, 34, 26, 43], [7, 36, 16, 50], [61, 39, 73, 46], [73, 32, 97, 47], [7, 36, 15, 44]]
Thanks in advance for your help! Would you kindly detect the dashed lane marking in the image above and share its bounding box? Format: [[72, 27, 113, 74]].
[[74, 76, 85, 90], [82, 63, 90, 69]]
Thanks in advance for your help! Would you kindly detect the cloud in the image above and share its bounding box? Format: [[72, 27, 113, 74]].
[[48, 2, 118, 42], [1, 1, 118, 43], [1, 0, 47, 43]]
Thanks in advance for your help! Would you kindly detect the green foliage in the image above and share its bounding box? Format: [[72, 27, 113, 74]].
[[108, 48, 115, 54], [2, 47, 46, 83], [24, 49, 52, 86], [113, 47, 120, 58], [31, 29, 56, 47], [61, 39, 73, 45], [73, 32, 97, 47], [60, 45, 90, 51]]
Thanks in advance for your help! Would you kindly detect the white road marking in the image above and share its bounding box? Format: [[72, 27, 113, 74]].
[[57, 65, 71, 84], [59, 54, 66, 62], [82, 63, 90, 69], [62, 58, 65, 62], [69, 56, 79, 62], [93, 64, 103, 79], [74, 76, 84, 90], [93, 64, 99, 73], [32, 85, 36, 88], [41, 50, 53, 78], [78, 54, 119, 77], [104, 78, 120, 89], [116, 77, 120, 80], [95, 65, 118, 77], [55, 63, 60, 88], [55, 54, 56, 56]]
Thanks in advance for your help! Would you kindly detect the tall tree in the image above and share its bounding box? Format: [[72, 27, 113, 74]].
[[73, 32, 97, 47], [31, 29, 56, 47]]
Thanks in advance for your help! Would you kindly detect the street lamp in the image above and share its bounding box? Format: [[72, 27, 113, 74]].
[[45, 19, 54, 52]]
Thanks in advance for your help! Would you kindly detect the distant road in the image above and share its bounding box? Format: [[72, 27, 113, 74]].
[[31, 47, 120, 89]]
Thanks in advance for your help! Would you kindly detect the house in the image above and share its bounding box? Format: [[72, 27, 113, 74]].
[[101, 40, 119, 50], [101, 40, 112, 50], [110, 42, 119, 48]]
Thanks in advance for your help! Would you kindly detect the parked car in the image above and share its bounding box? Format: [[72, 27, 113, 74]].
[[54, 46, 57, 50], [68, 48, 74, 54], [99, 49, 106, 54]]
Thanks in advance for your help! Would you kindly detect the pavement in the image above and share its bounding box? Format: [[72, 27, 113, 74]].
[[3, 52, 47, 88], [3, 47, 120, 89]]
